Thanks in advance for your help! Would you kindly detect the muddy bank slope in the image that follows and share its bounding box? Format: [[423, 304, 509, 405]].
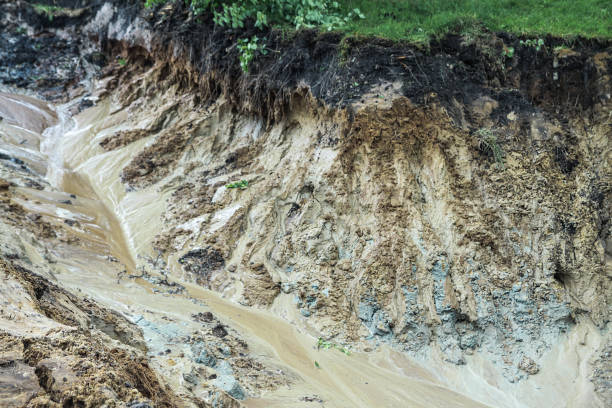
[[1, 0, 611, 407]]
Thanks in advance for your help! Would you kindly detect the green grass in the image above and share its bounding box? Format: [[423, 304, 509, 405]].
[[476, 128, 505, 169], [338, 0, 612, 43], [33, 3, 66, 21]]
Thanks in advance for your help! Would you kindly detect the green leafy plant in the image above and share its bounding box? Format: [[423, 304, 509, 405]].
[[144, 0, 166, 7], [314, 360, 321, 368], [519, 38, 545, 51], [237, 36, 267, 72], [204, 0, 363, 31], [502, 45, 514, 58], [476, 128, 505, 169], [145, 1, 363, 71], [117, 57, 127, 66], [33, 3, 65, 21], [146, 1, 363, 31], [316, 337, 351, 355], [226, 179, 249, 189]]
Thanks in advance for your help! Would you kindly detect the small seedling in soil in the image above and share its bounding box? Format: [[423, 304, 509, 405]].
[[237, 36, 267, 73], [476, 128, 505, 169], [316, 337, 351, 355], [226, 180, 249, 189], [117, 58, 127, 67], [519, 38, 545, 51], [502, 46, 514, 58], [33, 4, 64, 21], [314, 360, 321, 368]]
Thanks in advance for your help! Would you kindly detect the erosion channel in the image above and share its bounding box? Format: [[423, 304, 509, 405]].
[[0, 1, 610, 407]]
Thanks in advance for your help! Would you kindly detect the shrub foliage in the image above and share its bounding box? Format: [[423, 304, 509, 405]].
[[147, 0, 362, 30], [145, 0, 362, 71]]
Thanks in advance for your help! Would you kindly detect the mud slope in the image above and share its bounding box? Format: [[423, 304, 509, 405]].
[[0, 1, 610, 407]]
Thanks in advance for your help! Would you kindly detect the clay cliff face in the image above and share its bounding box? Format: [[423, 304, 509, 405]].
[[0, 1, 610, 407]]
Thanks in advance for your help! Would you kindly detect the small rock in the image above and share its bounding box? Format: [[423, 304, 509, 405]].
[[300, 395, 323, 403], [518, 356, 540, 375], [193, 311, 214, 323], [215, 360, 233, 376], [212, 324, 228, 338], [182, 371, 198, 385], [213, 375, 245, 400], [26, 213, 41, 222], [195, 349, 217, 367], [128, 403, 152, 408], [280, 282, 296, 293]]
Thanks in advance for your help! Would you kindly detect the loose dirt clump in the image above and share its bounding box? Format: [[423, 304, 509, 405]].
[[0, 259, 180, 408], [3, 259, 146, 350]]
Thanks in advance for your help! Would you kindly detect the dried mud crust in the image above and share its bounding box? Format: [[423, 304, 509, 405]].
[[0, 180, 78, 244], [591, 343, 612, 407], [184, 311, 294, 398], [1, 331, 177, 408], [2, 258, 146, 350], [0, 259, 179, 408]]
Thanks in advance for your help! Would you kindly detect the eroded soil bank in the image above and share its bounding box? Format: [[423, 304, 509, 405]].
[[0, 1, 610, 407]]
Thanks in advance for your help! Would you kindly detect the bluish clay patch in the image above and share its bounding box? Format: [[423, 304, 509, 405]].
[[213, 375, 245, 400], [192, 343, 217, 367], [133, 315, 186, 355], [358, 295, 393, 341], [215, 360, 233, 376]]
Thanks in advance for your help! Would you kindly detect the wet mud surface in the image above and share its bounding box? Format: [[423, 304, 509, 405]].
[[0, 1, 611, 408]]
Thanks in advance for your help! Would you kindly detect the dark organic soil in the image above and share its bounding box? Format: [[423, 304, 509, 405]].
[[129, 1, 611, 125], [1, 0, 610, 121]]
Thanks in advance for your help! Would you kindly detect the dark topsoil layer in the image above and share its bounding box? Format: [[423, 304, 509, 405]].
[[1, 0, 611, 123]]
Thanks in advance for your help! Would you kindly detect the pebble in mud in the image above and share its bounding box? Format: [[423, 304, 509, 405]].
[[213, 375, 246, 400], [194, 347, 217, 367]]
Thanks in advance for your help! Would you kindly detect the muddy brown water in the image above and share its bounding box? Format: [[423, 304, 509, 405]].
[[2, 86, 597, 407]]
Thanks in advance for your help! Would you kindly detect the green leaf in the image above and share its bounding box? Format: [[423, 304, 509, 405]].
[[226, 179, 249, 189]]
